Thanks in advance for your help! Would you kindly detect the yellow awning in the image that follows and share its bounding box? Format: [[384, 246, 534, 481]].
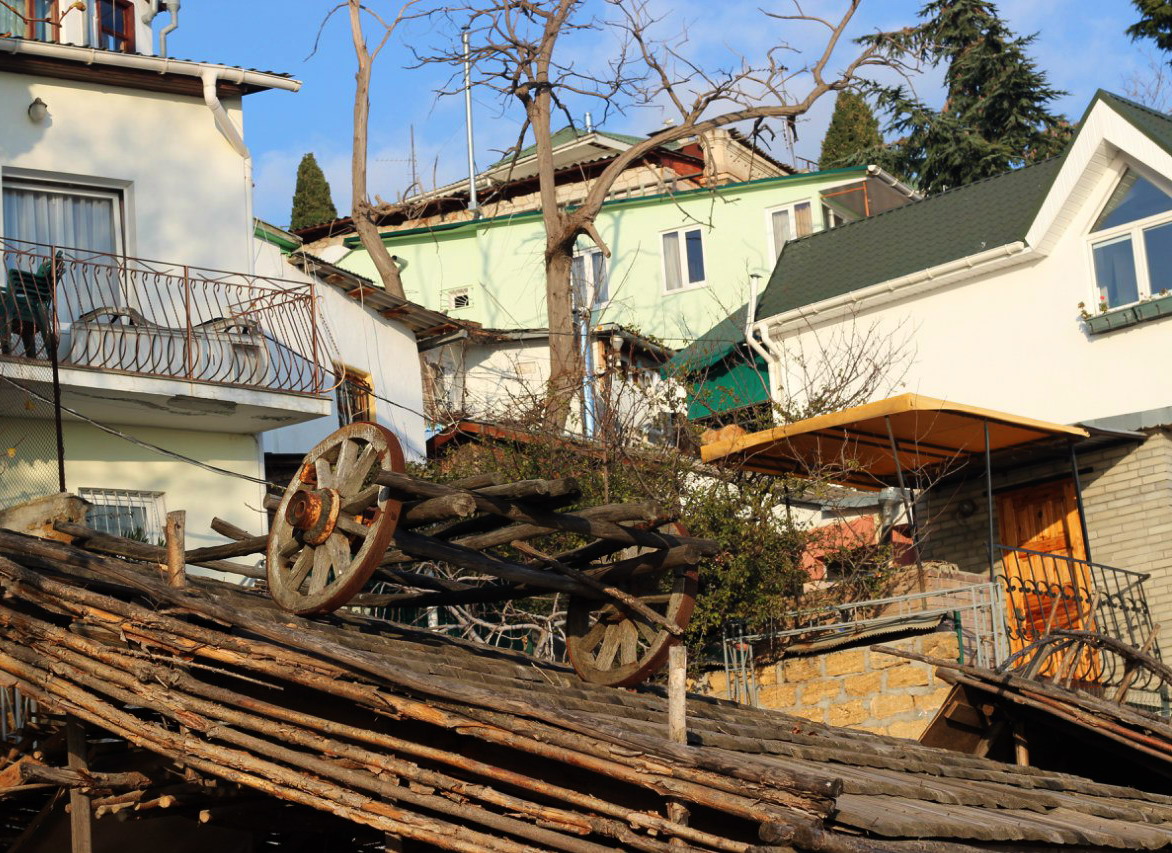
[[700, 394, 1089, 489]]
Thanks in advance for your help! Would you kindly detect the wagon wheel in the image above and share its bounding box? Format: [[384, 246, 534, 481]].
[[267, 423, 405, 615], [566, 523, 699, 688]]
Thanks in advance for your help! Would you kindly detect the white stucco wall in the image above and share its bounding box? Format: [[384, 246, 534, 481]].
[[253, 238, 427, 461], [762, 143, 1172, 427], [0, 74, 251, 272]]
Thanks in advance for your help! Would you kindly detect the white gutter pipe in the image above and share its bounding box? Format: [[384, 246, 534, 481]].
[[201, 68, 255, 274], [0, 36, 300, 92], [158, 0, 180, 59], [744, 272, 772, 365]]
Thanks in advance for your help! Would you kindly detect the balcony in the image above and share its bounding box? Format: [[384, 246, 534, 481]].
[[0, 239, 332, 432]]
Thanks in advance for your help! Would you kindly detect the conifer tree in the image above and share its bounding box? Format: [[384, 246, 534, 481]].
[[864, 0, 1072, 194], [819, 91, 883, 170], [1129, 0, 1172, 55], [289, 153, 338, 230]]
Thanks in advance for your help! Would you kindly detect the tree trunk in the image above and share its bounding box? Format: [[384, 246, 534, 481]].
[[544, 246, 583, 430]]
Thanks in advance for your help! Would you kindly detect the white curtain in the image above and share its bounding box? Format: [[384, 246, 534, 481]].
[[2, 186, 118, 256]]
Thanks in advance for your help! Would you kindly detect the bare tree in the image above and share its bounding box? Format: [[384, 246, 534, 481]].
[[414, 0, 898, 427]]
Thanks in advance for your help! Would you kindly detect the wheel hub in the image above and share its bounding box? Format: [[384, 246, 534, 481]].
[[286, 487, 341, 546]]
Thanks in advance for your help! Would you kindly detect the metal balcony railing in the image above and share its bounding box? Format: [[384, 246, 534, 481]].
[[0, 238, 329, 396], [997, 545, 1162, 691]]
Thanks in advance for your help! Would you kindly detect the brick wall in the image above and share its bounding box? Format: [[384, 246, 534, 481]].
[[695, 631, 958, 739], [919, 430, 1172, 630]]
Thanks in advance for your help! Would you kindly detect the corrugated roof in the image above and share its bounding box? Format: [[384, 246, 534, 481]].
[[669, 90, 1172, 376]]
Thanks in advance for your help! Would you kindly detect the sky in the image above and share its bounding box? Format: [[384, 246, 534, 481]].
[[167, 1, 1157, 227]]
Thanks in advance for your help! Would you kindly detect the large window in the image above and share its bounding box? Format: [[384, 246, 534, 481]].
[[98, 0, 134, 52], [662, 227, 705, 292], [1089, 168, 1172, 309], [0, 1, 59, 42], [768, 201, 813, 257], [79, 488, 166, 543], [2, 180, 122, 256], [572, 247, 608, 308], [336, 365, 375, 427]]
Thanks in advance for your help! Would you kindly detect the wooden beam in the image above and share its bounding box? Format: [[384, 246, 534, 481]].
[[66, 718, 92, 853], [163, 511, 186, 589]]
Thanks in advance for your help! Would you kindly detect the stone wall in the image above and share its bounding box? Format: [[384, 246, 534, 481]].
[[695, 631, 959, 739]]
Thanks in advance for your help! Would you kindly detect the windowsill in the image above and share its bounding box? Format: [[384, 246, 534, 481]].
[[1084, 293, 1172, 334], [663, 281, 707, 296]]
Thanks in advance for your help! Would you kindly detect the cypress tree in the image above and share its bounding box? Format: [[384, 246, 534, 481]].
[[818, 91, 884, 170], [864, 0, 1072, 194], [289, 153, 338, 230], [1128, 0, 1172, 54]]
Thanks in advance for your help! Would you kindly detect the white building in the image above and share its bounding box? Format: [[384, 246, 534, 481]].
[[0, 3, 432, 551]]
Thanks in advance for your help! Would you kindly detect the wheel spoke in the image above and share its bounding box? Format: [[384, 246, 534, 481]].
[[579, 620, 607, 654], [338, 444, 378, 497], [618, 621, 638, 665], [341, 485, 381, 515], [288, 548, 313, 591], [635, 619, 659, 645], [334, 438, 358, 490], [596, 625, 622, 670], [325, 533, 352, 580], [278, 533, 301, 559], [309, 545, 332, 593], [314, 457, 334, 489]]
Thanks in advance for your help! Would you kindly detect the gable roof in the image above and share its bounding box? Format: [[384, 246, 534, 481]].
[[668, 90, 1172, 376]]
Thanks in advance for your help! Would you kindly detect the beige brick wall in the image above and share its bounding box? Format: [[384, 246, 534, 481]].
[[696, 632, 959, 739], [919, 430, 1172, 631]]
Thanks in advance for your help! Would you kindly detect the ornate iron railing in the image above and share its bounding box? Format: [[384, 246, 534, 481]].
[[997, 545, 1163, 694], [0, 238, 329, 395]]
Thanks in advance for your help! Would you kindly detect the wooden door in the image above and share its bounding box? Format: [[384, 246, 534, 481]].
[[997, 479, 1099, 680]]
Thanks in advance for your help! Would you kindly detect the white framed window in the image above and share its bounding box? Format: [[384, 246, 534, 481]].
[[572, 247, 608, 308], [1088, 167, 1172, 310], [767, 201, 813, 257], [1, 178, 124, 257], [443, 286, 472, 310], [78, 488, 166, 543], [821, 202, 846, 231], [662, 227, 706, 292]]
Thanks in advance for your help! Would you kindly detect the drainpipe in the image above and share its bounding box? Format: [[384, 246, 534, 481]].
[[201, 68, 254, 275], [744, 272, 780, 416], [462, 29, 478, 214], [159, 0, 180, 58]]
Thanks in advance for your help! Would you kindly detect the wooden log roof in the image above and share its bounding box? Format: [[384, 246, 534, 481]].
[[2, 531, 1172, 851]]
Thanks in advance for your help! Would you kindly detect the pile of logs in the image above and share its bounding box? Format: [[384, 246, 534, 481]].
[[0, 528, 839, 853]]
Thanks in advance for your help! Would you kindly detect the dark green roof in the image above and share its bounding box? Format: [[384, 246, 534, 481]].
[[668, 90, 1172, 378], [489, 126, 672, 169]]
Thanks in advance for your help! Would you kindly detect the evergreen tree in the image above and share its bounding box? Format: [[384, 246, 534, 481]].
[[818, 91, 884, 169], [289, 153, 338, 230], [1129, 0, 1172, 55], [864, 0, 1072, 194]]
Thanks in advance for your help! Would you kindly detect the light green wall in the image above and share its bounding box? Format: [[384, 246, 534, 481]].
[[338, 169, 870, 347], [0, 418, 268, 552]]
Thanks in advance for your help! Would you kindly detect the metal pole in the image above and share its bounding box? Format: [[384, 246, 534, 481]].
[[1069, 439, 1093, 565], [884, 416, 925, 597], [462, 28, 479, 213], [49, 246, 65, 492], [985, 420, 996, 578]]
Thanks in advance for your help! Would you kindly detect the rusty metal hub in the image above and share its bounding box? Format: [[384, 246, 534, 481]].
[[285, 487, 340, 546]]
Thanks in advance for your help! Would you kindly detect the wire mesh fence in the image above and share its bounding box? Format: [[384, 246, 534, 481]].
[[0, 386, 63, 508]]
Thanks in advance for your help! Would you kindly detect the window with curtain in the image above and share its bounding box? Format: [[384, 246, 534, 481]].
[[0, 1, 58, 41], [572, 247, 608, 308], [2, 181, 121, 256], [1089, 168, 1172, 309], [336, 365, 375, 426], [662, 228, 705, 292], [768, 201, 813, 257]]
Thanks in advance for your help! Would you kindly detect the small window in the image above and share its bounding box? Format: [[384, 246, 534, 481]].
[[98, 0, 134, 52], [662, 227, 705, 292], [1088, 168, 1172, 310], [768, 201, 813, 257], [821, 203, 846, 230], [79, 488, 166, 543], [443, 287, 471, 310], [336, 366, 375, 426], [0, 1, 58, 41], [2, 179, 123, 256], [572, 247, 608, 308]]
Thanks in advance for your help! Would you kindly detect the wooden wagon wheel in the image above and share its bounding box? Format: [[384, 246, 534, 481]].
[[267, 423, 405, 615], [566, 522, 698, 688]]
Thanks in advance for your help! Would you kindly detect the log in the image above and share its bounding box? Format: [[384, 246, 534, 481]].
[[19, 764, 151, 790], [163, 511, 185, 589], [66, 718, 92, 853], [52, 523, 264, 580], [210, 518, 255, 542], [401, 493, 478, 527]]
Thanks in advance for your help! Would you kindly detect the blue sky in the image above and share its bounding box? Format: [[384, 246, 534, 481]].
[[171, 1, 1154, 227]]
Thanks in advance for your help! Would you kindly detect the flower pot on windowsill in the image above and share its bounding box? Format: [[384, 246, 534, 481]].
[[1134, 292, 1172, 321], [1086, 306, 1139, 334]]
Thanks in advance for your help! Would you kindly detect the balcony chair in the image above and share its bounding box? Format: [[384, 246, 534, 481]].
[[0, 253, 62, 358]]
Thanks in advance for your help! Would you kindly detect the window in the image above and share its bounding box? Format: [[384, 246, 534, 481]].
[[79, 488, 166, 543], [336, 365, 375, 426], [768, 201, 813, 257], [572, 247, 608, 308], [443, 287, 471, 310], [2, 180, 123, 255], [98, 0, 134, 52], [821, 202, 846, 231], [662, 227, 705, 292], [0, 1, 58, 41], [1089, 168, 1172, 309]]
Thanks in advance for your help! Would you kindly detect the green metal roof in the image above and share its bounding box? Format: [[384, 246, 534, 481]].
[[667, 91, 1172, 379]]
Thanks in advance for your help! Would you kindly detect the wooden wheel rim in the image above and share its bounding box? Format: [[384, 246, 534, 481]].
[[565, 522, 698, 688], [267, 423, 405, 615]]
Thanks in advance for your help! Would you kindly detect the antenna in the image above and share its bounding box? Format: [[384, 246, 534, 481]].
[[462, 28, 479, 214]]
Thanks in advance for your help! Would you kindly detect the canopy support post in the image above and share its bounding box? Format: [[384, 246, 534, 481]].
[[884, 416, 925, 599], [985, 421, 996, 579], [1069, 439, 1092, 564]]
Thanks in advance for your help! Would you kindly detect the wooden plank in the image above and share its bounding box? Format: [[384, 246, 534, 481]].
[[66, 717, 92, 853]]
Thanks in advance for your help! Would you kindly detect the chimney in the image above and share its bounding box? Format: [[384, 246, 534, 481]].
[[584, 112, 594, 133]]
